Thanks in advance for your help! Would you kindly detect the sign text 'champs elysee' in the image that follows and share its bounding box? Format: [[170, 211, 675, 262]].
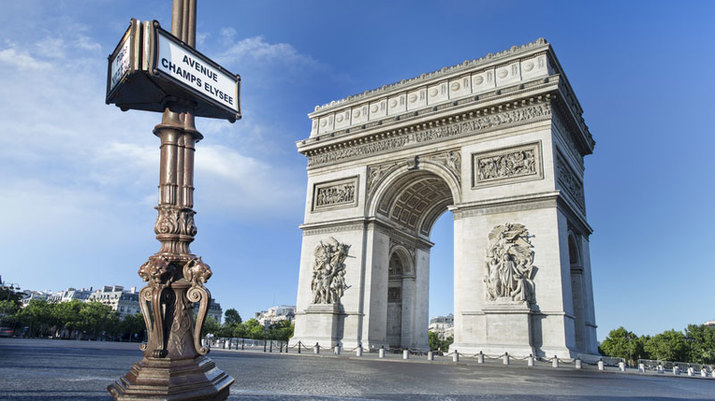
[[106, 19, 241, 122]]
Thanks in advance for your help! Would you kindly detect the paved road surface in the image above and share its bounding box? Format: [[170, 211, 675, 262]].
[[1, 338, 713, 400]]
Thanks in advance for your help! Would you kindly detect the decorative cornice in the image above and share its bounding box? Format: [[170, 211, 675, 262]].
[[310, 38, 550, 115], [304, 96, 552, 168]]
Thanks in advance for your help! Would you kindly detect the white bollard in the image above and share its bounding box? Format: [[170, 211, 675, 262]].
[[598, 359, 604, 371], [503, 352, 510, 366], [356, 346, 363, 357], [618, 361, 625, 372], [638, 363, 645, 373], [378, 348, 385, 358], [687, 367, 694, 377], [453, 351, 460, 362], [673, 366, 680, 375], [657, 364, 664, 374], [575, 358, 582, 370], [314, 343, 320, 355], [427, 351, 434, 361], [477, 351, 484, 364], [527, 354, 534, 367], [552, 355, 559, 368], [334, 345, 341, 355], [403, 350, 410, 360], [711, 369, 715, 378], [701, 368, 707, 377]]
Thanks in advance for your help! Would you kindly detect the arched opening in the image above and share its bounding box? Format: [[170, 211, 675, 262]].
[[373, 167, 457, 350], [568, 233, 585, 352]]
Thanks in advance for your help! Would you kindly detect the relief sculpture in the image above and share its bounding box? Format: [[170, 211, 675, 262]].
[[477, 148, 536, 181], [484, 223, 537, 304], [313, 177, 358, 211], [311, 237, 351, 304]]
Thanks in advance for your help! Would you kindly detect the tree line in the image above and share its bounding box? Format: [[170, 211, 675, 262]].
[[600, 325, 715, 366], [0, 299, 145, 341], [201, 308, 294, 342]]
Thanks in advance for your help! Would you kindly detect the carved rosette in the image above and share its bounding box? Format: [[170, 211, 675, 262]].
[[310, 237, 351, 304], [484, 223, 537, 305]]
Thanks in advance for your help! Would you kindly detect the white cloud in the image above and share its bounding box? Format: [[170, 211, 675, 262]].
[[217, 35, 324, 78], [0, 47, 51, 70]]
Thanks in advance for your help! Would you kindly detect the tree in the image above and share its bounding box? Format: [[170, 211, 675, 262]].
[[201, 316, 221, 337], [428, 331, 453, 352], [267, 320, 293, 341], [644, 329, 689, 362], [600, 327, 646, 365], [0, 300, 19, 328], [120, 313, 146, 342], [78, 302, 115, 339], [685, 324, 715, 364], [16, 299, 54, 337], [224, 309, 242, 325]]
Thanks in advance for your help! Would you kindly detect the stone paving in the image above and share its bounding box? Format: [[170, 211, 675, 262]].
[[1, 338, 714, 400]]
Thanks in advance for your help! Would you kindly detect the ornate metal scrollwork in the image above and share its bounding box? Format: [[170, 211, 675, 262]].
[[183, 257, 212, 355]]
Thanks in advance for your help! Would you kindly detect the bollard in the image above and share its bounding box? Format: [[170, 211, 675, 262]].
[[618, 361, 625, 372], [314, 343, 320, 355], [356, 346, 363, 357], [598, 359, 604, 371], [297, 341, 301, 354], [575, 358, 582, 370], [711, 369, 715, 378], [334, 345, 341, 355], [503, 352, 510, 366], [701, 368, 707, 377], [403, 349, 410, 360], [673, 366, 680, 375], [263, 341, 267, 353], [222, 339, 227, 349], [477, 351, 484, 364], [378, 346, 385, 359], [687, 366, 694, 377], [638, 363, 645, 373], [657, 363, 663, 373], [269, 340, 273, 353], [453, 350, 459, 363], [280, 343, 284, 353], [427, 351, 434, 361], [552, 355, 559, 368], [527, 354, 534, 367]]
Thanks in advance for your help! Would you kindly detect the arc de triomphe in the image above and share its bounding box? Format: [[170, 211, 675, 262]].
[[291, 39, 598, 358]]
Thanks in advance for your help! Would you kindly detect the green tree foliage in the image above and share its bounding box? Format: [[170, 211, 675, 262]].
[[16, 300, 54, 337], [224, 309, 242, 325], [0, 287, 23, 304], [644, 329, 689, 362], [266, 320, 293, 341], [685, 324, 715, 364], [599, 327, 646, 364], [120, 313, 146, 341], [201, 316, 222, 337], [428, 331, 453, 352]]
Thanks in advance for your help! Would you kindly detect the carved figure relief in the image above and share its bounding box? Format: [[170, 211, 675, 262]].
[[307, 101, 551, 167], [424, 150, 462, 183], [312, 177, 358, 211], [556, 153, 585, 212], [310, 237, 351, 304], [484, 223, 537, 304], [472, 142, 542, 187]]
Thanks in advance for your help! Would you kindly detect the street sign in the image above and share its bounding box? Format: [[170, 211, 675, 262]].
[[106, 19, 241, 123]]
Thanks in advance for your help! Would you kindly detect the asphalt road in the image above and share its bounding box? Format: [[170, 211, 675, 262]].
[[1, 338, 713, 400]]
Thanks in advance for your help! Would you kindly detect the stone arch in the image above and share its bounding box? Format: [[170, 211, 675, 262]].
[[367, 160, 461, 238]]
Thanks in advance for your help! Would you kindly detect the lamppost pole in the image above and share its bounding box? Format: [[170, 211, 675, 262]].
[[108, 1, 234, 399]]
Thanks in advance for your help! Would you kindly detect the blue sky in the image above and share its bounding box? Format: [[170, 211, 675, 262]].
[[1, 1, 713, 341]]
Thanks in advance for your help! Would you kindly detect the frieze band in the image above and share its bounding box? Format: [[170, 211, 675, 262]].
[[307, 101, 551, 168]]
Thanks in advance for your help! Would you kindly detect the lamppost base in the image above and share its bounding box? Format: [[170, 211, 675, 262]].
[[108, 355, 233, 401]]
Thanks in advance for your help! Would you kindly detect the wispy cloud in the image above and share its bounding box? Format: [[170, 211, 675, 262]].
[[0, 47, 51, 70]]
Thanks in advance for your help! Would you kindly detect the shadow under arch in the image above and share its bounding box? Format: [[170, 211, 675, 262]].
[[366, 159, 462, 238]]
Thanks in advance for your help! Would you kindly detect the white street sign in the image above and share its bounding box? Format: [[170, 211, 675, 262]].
[[155, 29, 239, 114]]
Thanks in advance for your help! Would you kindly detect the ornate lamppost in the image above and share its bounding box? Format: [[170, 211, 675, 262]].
[[106, 1, 238, 399]]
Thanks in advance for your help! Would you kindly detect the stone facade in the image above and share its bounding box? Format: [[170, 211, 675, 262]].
[[292, 39, 598, 358]]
